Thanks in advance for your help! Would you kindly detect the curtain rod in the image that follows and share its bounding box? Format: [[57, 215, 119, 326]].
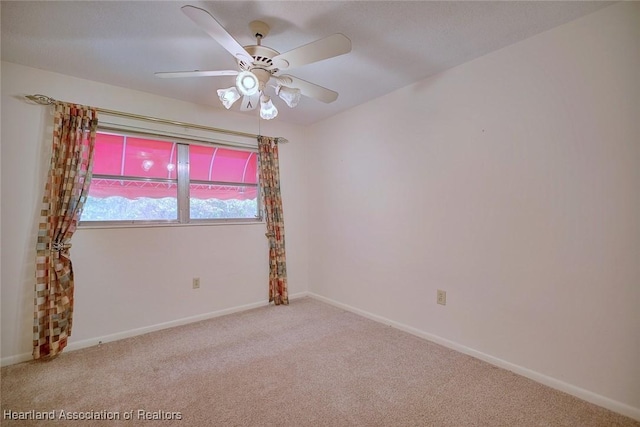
[[25, 94, 289, 143]]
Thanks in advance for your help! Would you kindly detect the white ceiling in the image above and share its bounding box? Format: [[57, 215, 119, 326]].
[[1, 1, 613, 126]]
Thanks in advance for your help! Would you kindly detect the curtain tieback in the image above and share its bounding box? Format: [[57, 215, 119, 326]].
[[265, 232, 275, 239], [49, 241, 72, 252]]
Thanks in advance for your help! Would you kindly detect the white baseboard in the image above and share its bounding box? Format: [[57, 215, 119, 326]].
[[1, 352, 33, 367], [308, 292, 640, 422], [1, 292, 308, 368]]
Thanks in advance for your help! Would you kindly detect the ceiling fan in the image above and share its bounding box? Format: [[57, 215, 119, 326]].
[[155, 5, 352, 120]]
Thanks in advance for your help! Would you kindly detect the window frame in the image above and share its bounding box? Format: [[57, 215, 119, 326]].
[[79, 125, 262, 228]]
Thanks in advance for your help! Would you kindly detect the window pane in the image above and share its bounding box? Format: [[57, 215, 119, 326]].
[[123, 137, 177, 179], [189, 146, 257, 184], [82, 178, 178, 221], [190, 184, 258, 219], [93, 133, 177, 180], [92, 133, 125, 175]]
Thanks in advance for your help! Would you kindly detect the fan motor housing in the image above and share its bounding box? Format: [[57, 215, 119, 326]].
[[239, 45, 279, 73]]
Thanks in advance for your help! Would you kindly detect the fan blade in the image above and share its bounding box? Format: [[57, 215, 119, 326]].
[[240, 93, 260, 111], [275, 75, 338, 103], [155, 70, 239, 78], [181, 5, 254, 65], [271, 34, 351, 70]]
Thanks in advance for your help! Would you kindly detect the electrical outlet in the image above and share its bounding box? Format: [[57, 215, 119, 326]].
[[192, 277, 200, 289], [437, 289, 446, 305]]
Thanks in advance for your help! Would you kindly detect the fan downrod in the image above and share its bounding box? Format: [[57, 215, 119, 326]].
[[249, 20, 270, 44]]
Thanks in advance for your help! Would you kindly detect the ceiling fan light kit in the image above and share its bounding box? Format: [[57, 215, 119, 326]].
[[259, 95, 278, 120], [236, 71, 260, 96], [217, 86, 241, 109], [276, 85, 301, 108], [156, 5, 352, 120]]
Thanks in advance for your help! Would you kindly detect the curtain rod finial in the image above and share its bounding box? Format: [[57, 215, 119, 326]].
[[26, 94, 56, 105]]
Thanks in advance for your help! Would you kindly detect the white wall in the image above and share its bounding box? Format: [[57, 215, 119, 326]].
[[307, 1, 639, 416], [1, 62, 309, 363]]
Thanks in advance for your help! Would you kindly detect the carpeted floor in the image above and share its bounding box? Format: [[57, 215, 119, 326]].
[[1, 297, 638, 426]]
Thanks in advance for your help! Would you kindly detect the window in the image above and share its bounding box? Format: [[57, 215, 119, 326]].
[[80, 131, 260, 225]]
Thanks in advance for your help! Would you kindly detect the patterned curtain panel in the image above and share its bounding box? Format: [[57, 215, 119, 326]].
[[258, 136, 289, 305], [34, 103, 98, 359]]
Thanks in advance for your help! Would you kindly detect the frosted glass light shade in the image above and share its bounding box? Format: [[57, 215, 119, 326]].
[[236, 71, 259, 96], [217, 87, 241, 109], [276, 85, 301, 108], [260, 96, 278, 120]]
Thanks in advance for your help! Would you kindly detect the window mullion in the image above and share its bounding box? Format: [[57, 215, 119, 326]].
[[177, 144, 190, 223]]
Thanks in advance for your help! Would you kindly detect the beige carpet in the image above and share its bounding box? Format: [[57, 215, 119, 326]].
[[1, 297, 638, 426]]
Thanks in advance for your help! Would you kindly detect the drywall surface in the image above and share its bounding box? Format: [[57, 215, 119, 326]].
[[1, 62, 309, 362], [308, 2, 639, 414]]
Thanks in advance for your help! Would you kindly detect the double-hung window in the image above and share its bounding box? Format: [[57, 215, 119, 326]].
[[80, 130, 260, 225]]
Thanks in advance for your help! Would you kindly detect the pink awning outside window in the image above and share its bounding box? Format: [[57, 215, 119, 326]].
[[189, 144, 257, 184], [90, 133, 257, 200]]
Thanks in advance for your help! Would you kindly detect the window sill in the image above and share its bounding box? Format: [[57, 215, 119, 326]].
[[78, 219, 265, 230]]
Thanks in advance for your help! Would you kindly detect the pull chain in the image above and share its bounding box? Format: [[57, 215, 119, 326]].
[[257, 106, 261, 138]]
